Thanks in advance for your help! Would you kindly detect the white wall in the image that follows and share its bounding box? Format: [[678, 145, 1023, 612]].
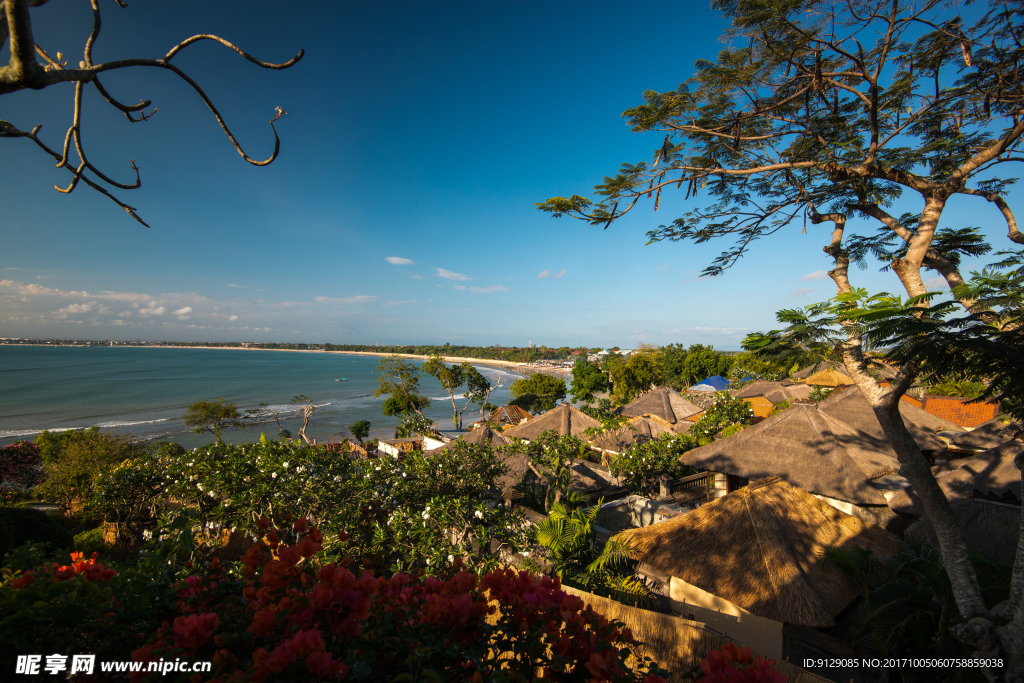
[[669, 576, 784, 658]]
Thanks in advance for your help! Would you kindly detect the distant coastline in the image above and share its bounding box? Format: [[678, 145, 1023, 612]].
[[2, 343, 572, 377]]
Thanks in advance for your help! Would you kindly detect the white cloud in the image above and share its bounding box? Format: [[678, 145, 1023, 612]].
[[385, 257, 414, 265], [695, 326, 749, 334], [453, 285, 467, 290], [790, 288, 815, 297], [139, 301, 166, 317], [655, 264, 675, 273], [409, 274, 423, 279], [469, 285, 510, 294], [387, 300, 419, 306], [118, 311, 132, 318], [313, 295, 378, 304], [225, 284, 243, 288], [37, 275, 50, 279], [434, 268, 471, 281], [4, 267, 18, 270], [801, 270, 829, 281], [551, 269, 566, 279], [923, 277, 950, 290], [537, 269, 551, 279], [228, 315, 239, 321], [173, 307, 193, 316], [56, 302, 94, 315], [660, 328, 683, 335]]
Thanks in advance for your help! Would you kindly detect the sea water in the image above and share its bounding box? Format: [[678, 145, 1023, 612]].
[[0, 346, 522, 448]]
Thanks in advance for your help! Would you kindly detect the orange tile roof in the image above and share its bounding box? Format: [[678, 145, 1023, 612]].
[[920, 395, 1000, 428], [743, 396, 776, 418]]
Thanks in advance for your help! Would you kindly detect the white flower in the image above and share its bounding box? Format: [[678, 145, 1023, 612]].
[[282, 462, 289, 469], [426, 558, 431, 565], [196, 483, 204, 491], [272, 472, 278, 479], [474, 510, 484, 519], [447, 555, 454, 563]]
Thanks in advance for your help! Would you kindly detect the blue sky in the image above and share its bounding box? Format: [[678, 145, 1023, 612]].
[[1, 0, 1019, 349]]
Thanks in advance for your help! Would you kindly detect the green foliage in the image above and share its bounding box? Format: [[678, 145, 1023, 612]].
[[0, 507, 73, 563], [536, 502, 654, 607], [678, 345, 733, 387], [34, 431, 146, 516], [508, 373, 567, 413], [508, 431, 590, 513], [608, 433, 696, 497], [721, 423, 747, 438], [0, 441, 44, 505], [84, 454, 164, 545], [182, 397, 242, 442], [689, 392, 754, 441], [608, 349, 664, 401], [72, 527, 106, 557], [349, 419, 372, 444], [569, 358, 610, 403], [808, 385, 837, 403], [374, 355, 431, 418], [823, 536, 1009, 683], [927, 380, 987, 399], [393, 413, 436, 439]]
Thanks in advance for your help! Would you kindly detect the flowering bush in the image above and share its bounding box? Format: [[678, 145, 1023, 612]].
[[96, 439, 529, 572], [129, 517, 668, 682], [689, 393, 754, 442], [608, 434, 695, 497], [86, 455, 166, 544], [0, 441, 44, 505], [694, 643, 786, 683]]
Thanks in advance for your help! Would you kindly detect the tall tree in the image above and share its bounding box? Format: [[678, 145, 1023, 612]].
[[182, 398, 241, 442], [608, 348, 664, 402], [374, 356, 430, 418], [1, 0, 302, 226], [423, 355, 465, 428], [569, 358, 611, 404], [538, 0, 1024, 672], [509, 373, 567, 413]]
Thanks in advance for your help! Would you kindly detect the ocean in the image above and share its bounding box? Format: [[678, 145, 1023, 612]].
[[0, 346, 524, 448]]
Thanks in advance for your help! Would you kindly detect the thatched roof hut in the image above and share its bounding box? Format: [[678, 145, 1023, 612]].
[[731, 380, 813, 404], [486, 404, 534, 427], [429, 424, 512, 453], [617, 386, 703, 424], [949, 417, 1022, 453], [817, 386, 962, 453], [800, 368, 854, 387], [588, 416, 673, 455], [680, 403, 901, 505], [503, 403, 600, 441], [791, 361, 851, 381], [889, 439, 1023, 514], [616, 478, 901, 628]]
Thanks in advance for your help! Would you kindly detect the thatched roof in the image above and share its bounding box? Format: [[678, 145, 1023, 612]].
[[618, 386, 703, 424], [792, 361, 851, 380], [616, 478, 901, 627], [430, 424, 512, 453], [889, 439, 1023, 514], [731, 380, 814, 404], [680, 403, 900, 505], [800, 368, 855, 387], [949, 417, 1022, 453], [487, 404, 534, 426], [588, 416, 673, 454], [503, 403, 600, 440], [906, 498, 1020, 567], [817, 386, 961, 453]]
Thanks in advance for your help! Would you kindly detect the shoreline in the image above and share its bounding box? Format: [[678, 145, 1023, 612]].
[[6, 343, 567, 375]]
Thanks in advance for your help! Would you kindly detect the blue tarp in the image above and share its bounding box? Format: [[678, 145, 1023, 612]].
[[689, 375, 729, 392]]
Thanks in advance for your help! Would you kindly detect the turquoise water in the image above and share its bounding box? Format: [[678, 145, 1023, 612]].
[[0, 346, 521, 448]]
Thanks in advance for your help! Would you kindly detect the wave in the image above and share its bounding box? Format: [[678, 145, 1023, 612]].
[[1, 427, 80, 438], [430, 394, 467, 400], [95, 418, 171, 428]]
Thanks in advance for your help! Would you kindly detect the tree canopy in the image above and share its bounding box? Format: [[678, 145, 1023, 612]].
[[508, 373, 567, 413], [538, 0, 1024, 671]]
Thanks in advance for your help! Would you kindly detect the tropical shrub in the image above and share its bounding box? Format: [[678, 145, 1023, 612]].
[[0, 441, 44, 505], [689, 643, 786, 683], [85, 454, 166, 545], [720, 424, 747, 439], [807, 386, 836, 403], [508, 431, 593, 512], [94, 438, 528, 573], [34, 430, 147, 515], [608, 434, 695, 497], [1, 516, 668, 682], [689, 393, 754, 442], [0, 507, 73, 562]]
